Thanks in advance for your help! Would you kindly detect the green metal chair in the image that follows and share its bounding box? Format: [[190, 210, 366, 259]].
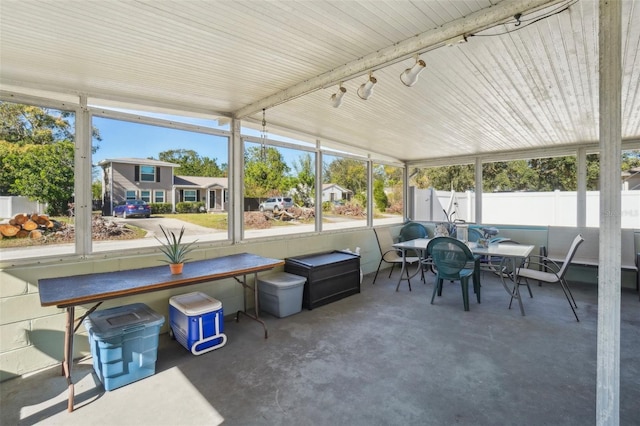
[[398, 222, 428, 256], [427, 237, 481, 311]]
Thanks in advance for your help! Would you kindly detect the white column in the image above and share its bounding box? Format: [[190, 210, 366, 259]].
[[475, 158, 483, 224], [231, 118, 242, 243], [577, 147, 587, 227], [315, 140, 323, 232], [368, 156, 375, 226], [75, 95, 92, 255], [596, 0, 622, 424]]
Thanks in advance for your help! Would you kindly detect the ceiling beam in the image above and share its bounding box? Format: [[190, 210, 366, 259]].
[[233, 0, 565, 119]]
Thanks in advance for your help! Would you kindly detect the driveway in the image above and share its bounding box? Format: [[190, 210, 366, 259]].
[[111, 216, 214, 239]]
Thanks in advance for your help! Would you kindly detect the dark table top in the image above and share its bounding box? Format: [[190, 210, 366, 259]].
[[38, 253, 284, 308]]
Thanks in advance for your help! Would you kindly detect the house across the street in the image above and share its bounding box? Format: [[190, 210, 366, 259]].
[[98, 158, 228, 213]]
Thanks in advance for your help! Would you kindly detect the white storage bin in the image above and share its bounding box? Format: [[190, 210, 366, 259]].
[[258, 272, 306, 318]]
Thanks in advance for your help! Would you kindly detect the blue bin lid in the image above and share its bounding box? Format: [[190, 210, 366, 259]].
[[84, 303, 164, 339]]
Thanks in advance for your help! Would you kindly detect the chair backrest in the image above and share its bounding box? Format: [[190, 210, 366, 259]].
[[427, 237, 474, 279], [374, 227, 395, 256], [467, 228, 483, 242], [557, 234, 585, 278], [399, 222, 428, 242]]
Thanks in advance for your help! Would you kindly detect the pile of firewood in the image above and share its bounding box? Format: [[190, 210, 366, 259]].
[[0, 213, 56, 239]]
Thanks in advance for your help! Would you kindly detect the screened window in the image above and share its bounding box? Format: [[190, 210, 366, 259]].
[[372, 163, 404, 226], [140, 190, 151, 202], [125, 190, 137, 200], [243, 140, 316, 239], [184, 190, 197, 202], [322, 154, 367, 231], [154, 190, 165, 203]]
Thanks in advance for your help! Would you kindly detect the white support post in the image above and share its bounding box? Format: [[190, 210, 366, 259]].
[[475, 158, 483, 224], [577, 147, 587, 227], [368, 156, 374, 226], [596, 0, 622, 425], [231, 118, 242, 243], [75, 95, 92, 256], [315, 140, 323, 232]]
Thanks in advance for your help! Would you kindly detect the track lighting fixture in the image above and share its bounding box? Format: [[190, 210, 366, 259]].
[[330, 84, 347, 108], [400, 56, 426, 87], [357, 72, 377, 100]]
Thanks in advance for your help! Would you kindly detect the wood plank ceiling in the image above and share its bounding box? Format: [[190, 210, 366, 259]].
[[1, 0, 639, 164]]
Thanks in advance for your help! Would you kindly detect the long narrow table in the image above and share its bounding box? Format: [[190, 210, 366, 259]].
[[38, 252, 284, 412]]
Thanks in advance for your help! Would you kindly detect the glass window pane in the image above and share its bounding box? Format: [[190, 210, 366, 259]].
[[243, 141, 316, 238], [92, 114, 229, 252], [322, 154, 367, 231], [154, 190, 165, 203], [0, 101, 76, 261], [140, 165, 155, 182], [372, 163, 404, 226]]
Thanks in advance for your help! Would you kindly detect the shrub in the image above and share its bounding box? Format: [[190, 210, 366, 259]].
[[150, 203, 172, 214], [175, 202, 204, 213]]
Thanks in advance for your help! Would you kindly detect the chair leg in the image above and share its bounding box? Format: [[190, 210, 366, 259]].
[[559, 279, 580, 322], [473, 272, 481, 304], [388, 263, 396, 278], [405, 264, 412, 292], [430, 277, 441, 305], [524, 278, 533, 298], [373, 260, 384, 284], [460, 277, 470, 311], [561, 278, 578, 308]]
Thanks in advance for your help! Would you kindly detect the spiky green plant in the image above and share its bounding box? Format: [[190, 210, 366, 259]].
[[155, 225, 197, 264]]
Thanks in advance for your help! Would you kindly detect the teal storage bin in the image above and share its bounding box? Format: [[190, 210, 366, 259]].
[[84, 303, 165, 391]]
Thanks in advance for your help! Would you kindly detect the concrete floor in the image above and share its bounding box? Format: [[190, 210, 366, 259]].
[[2, 268, 639, 426]]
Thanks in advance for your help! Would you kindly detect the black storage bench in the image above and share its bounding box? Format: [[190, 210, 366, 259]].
[[285, 251, 360, 310]]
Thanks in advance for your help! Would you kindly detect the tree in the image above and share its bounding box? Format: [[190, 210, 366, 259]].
[[244, 146, 290, 197], [324, 158, 367, 196], [0, 102, 98, 215], [0, 102, 73, 145], [0, 101, 101, 148], [412, 153, 614, 192], [158, 149, 226, 177], [373, 179, 388, 212], [291, 153, 315, 206], [2, 141, 75, 215]]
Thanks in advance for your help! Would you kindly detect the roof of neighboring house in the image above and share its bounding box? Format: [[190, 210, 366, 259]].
[[98, 158, 179, 167], [174, 176, 228, 189], [322, 183, 352, 194]]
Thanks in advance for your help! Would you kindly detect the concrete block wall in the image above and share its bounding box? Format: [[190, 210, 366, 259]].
[[0, 228, 377, 382]]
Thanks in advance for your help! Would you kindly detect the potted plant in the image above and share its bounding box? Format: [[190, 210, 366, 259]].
[[155, 225, 197, 274]]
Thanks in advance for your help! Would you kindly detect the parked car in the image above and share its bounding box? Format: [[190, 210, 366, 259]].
[[259, 196, 294, 212], [112, 199, 151, 218]]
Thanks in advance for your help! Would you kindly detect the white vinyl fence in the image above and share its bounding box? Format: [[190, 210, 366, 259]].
[[0, 196, 46, 219], [411, 188, 640, 229]]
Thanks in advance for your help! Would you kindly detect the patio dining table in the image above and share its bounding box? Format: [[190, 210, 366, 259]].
[[393, 238, 534, 316]]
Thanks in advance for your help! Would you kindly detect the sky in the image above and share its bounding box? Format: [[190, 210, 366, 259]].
[[91, 115, 314, 173], [92, 116, 228, 165]]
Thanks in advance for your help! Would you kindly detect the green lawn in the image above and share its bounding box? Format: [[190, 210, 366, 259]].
[[164, 213, 228, 229]]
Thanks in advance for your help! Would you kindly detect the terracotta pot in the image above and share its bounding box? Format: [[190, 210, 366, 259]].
[[169, 263, 184, 274]]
